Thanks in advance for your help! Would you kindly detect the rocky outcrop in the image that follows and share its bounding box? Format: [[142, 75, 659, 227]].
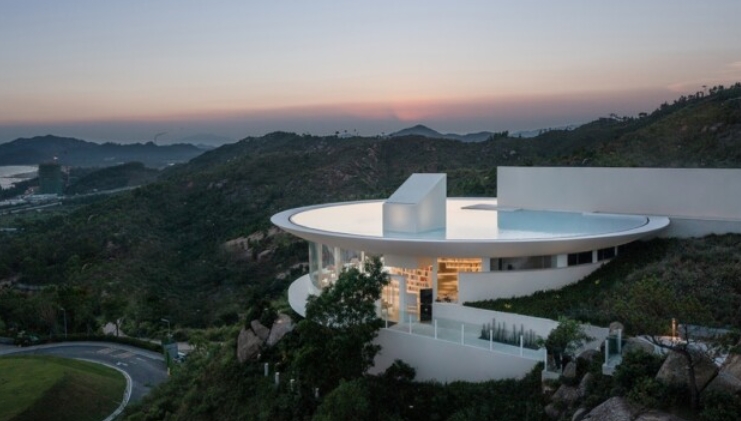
[[237, 329, 262, 363], [553, 384, 581, 405], [251, 320, 270, 341], [237, 313, 296, 363], [623, 337, 655, 355], [656, 350, 718, 392], [571, 407, 588, 421], [582, 397, 636, 421], [578, 372, 594, 397], [267, 313, 294, 347], [720, 352, 741, 380], [544, 403, 562, 420], [609, 321, 624, 334], [704, 370, 741, 396], [577, 349, 601, 365], [562, 361, 577, 379], [634, 410, 688, 421]]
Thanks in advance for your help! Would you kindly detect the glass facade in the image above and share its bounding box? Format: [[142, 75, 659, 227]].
[[307, 241, 363, 289]]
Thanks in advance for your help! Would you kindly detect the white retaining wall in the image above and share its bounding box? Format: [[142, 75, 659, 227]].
[[458, 262, 604, 303], [371, 328, 539, 381]]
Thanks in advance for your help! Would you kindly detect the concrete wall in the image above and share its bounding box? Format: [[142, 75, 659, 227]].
[[498, 167, 741, 236], [433, 302, 559, 338], [371, 328, 539, 381], [458, 262, 604, 303], [660, 217, 741, 238]]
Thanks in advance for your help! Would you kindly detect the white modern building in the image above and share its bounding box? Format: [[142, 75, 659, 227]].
[[271, 167, 741, 381]]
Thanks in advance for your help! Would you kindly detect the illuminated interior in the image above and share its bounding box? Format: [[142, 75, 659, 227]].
[[437, 258, 482, 302]]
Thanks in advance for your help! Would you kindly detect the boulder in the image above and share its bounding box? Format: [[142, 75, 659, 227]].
[[704, 370, 741, 396], [635, 410, 688, 421], [544, 403, 562, 420], [609, 321, 625, 334], [572, 407, 588, 421], [552, 384, 581, 406], [720, 352, 741, 380], [656, 350, 718, 392], [251, 320, 271, 341], [578, 373, 594, 397], [623, 337, 655, 355], [267, 313, 295, 347], [562, 361, 577, 379], [237, 328, 263, 363], [577, 349, 601, 365], [582, 397, 637, 421]]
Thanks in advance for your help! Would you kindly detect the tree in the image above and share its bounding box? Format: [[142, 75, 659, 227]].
[[613, 275, 725, 410], [293, 256, 389, 393], [541, 316, 593, 369], [313, 379, 372, 421]]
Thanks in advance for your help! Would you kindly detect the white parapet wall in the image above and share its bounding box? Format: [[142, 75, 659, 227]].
[[458, 262, 604, 303], [371, 328, 540, 381]]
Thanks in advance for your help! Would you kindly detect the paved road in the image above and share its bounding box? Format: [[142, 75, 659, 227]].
[[0, 342, 168, 403]]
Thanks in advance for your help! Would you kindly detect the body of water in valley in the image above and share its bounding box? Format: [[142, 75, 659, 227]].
[[0, 165, 37, 189]]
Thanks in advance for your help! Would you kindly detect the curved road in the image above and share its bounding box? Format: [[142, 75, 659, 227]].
[[0, 342, 168, 403]]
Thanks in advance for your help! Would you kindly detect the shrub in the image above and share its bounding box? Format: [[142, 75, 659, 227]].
[[700, 390, 741, 421], [613, 350, 665, 393], [627, 377, 667, 409]]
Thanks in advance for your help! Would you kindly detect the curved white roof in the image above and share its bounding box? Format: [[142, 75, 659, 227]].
[[271, 198, 670, 258]]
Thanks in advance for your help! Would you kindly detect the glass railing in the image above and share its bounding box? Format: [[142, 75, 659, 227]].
[[383, 316, 544, 361]]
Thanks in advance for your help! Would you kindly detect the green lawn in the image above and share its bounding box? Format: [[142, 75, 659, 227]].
[[0, 355, 126, 421]]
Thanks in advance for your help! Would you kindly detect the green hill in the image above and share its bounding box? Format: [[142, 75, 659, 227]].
[[0, 356, 125, 421]]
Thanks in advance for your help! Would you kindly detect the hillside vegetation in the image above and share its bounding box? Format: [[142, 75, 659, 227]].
[[0, 85, 740, 421], [468, 235, 741, 331], [0, 84, 740, 339]]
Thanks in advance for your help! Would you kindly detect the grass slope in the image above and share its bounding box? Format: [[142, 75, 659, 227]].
[[468, 235, 741, 330], [0, 356, 126, 421]]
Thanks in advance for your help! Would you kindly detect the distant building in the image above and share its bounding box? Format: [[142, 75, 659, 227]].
[[38, 162, 63, 195]]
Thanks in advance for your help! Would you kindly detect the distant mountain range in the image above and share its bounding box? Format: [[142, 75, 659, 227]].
[[171, 133, 236, 149], [387, 124, 582, 141], [0, 135, 206, 168], [387, 125, 497, 142]]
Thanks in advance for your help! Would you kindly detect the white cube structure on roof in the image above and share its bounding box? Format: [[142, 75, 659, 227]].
[[383, 173, 446, 236]]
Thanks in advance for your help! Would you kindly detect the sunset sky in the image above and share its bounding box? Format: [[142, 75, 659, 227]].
[[1, 1, 740, 143]]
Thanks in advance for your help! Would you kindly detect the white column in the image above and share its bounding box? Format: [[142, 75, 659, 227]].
[[398, 275, 407, 323], [432, 258, 438, 300], [333, 246, 341, 278], [480, 257, 490, 272], [556, 254, 568, 268], [543, 348, 548, 367], [520, 335, 524, 356]]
